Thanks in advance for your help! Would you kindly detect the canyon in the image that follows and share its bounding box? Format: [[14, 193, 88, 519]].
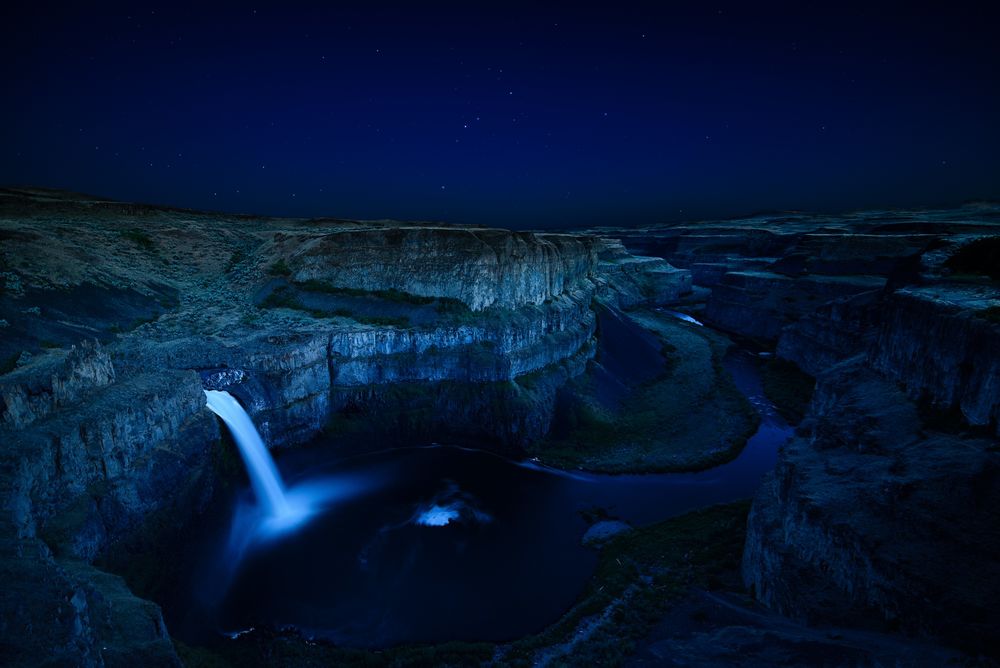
[[1, 187, 998, 666]]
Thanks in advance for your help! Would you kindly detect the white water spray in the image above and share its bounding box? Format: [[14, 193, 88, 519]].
[[204, 390, 291, 517]]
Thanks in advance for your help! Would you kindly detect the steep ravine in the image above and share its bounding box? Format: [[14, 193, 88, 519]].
[[602, 205, 1000, 660], [0, 189, 698, 665], [3, 190, 999, 665]]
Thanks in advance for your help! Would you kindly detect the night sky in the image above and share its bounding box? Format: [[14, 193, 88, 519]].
[[2, 2, 999, 228]]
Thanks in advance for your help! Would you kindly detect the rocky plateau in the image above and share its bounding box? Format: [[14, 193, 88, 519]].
[[1, 187, 999, 666]]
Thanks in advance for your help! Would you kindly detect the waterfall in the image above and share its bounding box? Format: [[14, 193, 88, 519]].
[[204, 390, 291, 517]]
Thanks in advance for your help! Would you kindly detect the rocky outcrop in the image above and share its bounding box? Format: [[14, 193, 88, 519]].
[[868, 286, 1000, 434], [326, 288, 596, 385], [742, 362, 1000, 655], [704, 271, 886, 341], [6, 189, 998, 663], [0, 363, 214, 665], [0, 532, 180, 667], [270, 227, 599, 311], [0, 189, 703, 664], [591, 238, 692, 308], [0, 339, 116, 430], [3, 367, 218, 551], [767, 233, 930, 277], [609, 226, 795, 278], [775, 290, 884, 377], [325, 339, 596, 453]]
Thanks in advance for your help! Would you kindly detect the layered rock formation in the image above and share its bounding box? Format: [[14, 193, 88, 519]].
[[280, 227, 597, 311], [869, 285, 1000, 434], [742, 362, 1000, 655], [589, 204, 1000, 658], [0, 187, 692, 665], [3, 187, 999, 664], [601, 204, 1000, 343]]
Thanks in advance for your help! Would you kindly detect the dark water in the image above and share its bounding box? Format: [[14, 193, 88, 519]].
[[173, 347, 790, 647]]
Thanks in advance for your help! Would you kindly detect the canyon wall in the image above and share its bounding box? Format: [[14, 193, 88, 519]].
[[0, 190, 692, 665], [274, 227, 598, 311], [606, 206, 1000, 656]]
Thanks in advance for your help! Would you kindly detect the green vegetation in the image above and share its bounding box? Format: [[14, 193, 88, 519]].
[[120, 228, 155, 250], [976, 305, 1000, 324], [177, 635, 494, 668], [297, 278, 471, 314], [259, 286, 410, 327], [944, 237, 1000, 280], [225, 249, 246, 273], [299, 279, 433, 304], [174, 502, 750, 667], [503, 501, 749, 666], [531, 310, 759, 473], [0, 353, 18, 375], [39, 491, 98, 554], [268, 259, 292, 276], [357, 315, 412, 327], [259, 286, 302, 310], [434, 298, 473, 316], [760, 357, 815, 423], [128, 313, 161, 331]]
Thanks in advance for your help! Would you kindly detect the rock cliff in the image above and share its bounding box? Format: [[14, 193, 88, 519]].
[[277, 227, 598, 311], [587, 204, 1000, 658], [0, 188, 692, 664], [742, 362, 1000, 654]]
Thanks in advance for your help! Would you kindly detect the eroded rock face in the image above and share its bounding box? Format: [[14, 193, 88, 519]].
[[4, 369, 217, 547], [273, 227, 599, 311], [0, 534, 180, 667], [742, 363, 1000, 655], [704, 271, 886, 341], [0, 339, 116, 429], [868, 286, 1000, 434], [775, 290, 883, 377], [0, 189, 696, 664], [603, 207, 1000, 658]]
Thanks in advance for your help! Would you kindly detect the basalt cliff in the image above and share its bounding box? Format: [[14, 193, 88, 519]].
[[2, 188, 999, 666], [0, 187, 705, 665], [600, 204, 1000, 661]]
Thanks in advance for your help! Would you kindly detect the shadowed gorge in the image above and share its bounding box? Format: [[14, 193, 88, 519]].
[[4, 3, 999, 664], [1, 187, 998, 666]]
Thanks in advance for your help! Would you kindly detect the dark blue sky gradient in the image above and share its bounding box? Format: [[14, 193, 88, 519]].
[[2, 2, 998, 227]]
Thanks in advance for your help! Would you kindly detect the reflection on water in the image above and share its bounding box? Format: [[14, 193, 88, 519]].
[[173, 348, 791, 647]]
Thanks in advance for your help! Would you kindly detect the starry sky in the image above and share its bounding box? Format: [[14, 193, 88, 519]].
[[2, 2, 999, 228]]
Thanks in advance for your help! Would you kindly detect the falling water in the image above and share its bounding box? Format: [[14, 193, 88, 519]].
[[204, 390, 291, 517]]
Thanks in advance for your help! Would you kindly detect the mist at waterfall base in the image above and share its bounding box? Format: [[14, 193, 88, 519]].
[[179, 349, 788, 647]]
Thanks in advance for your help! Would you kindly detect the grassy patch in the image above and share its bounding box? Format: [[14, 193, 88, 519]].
[[225, 250, 246, 273], [944, 237, 1000, 280], [128, 313, 161, 330], [532, 311, 759, 473], [259, 286, 410, 327], [268, 259, 292, 277], [975, 305, 1000, 324], [356, 314, 411, 327], [760, 357, 815, 423], [0, 353, 18, 374], [537, 371, 757, 473], [297, 279, 471, 314], [179, 633, 494, 668], [259, 286, 301, 310], [503, 501, 750, 665], [120, 228, 155, 250]]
